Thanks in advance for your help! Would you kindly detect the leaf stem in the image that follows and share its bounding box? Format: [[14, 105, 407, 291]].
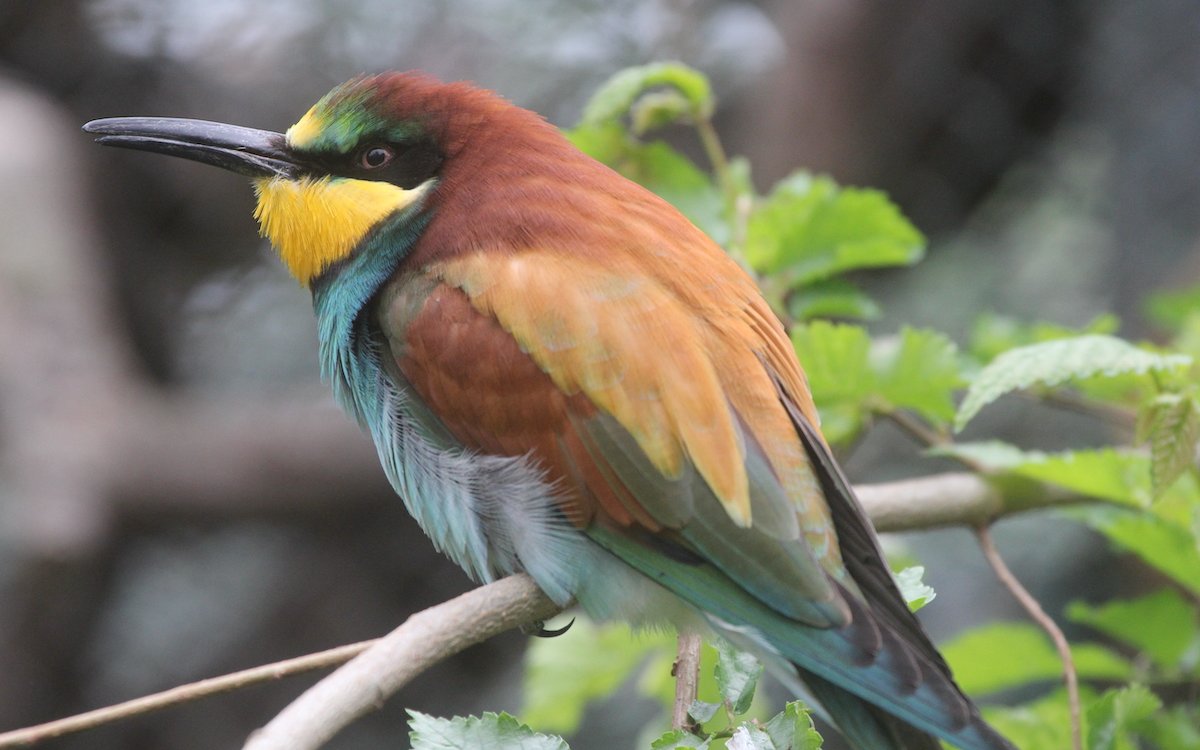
[[695, 115, 753, 270], [1035, 390, 1137, 433], [882, 410, 992, 475], [975, 526, 1082, 750], [694, 116, 733, 205]]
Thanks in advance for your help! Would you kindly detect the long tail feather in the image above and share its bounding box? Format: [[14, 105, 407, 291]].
[[802, 670, 943, 750]]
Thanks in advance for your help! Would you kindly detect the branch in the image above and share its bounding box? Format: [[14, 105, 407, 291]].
[[670, 633, 703, 732], [854, 471, 1079, 532], [243, 574, 560, 750], [0, 641, 377, 749], [0, 472, 1089, 748]]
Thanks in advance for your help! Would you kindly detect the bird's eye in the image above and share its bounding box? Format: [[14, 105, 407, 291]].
[[358, 145, 395, 169]]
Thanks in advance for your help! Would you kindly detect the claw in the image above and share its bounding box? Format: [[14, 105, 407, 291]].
[[522, 617, 576, 638]]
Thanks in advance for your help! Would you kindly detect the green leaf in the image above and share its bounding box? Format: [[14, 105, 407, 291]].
[[522, 618, 673, 732], [1087, 684, 1161, 750], [630, 89, 694, 135], [930, 444, 1152, 506], [921, 439, 1036, 468], [1137, 705, 1200, 750], [786, 278, 881, 322], [764, 702, 824, 750], [728, 725, 778, 750], [1067, 589, 1199, 668], [791, 321, 873, 442], [581, 62, 713, 126], [715, 639, 763, 715], [1170, 310, 1200, 359], [688, 699, 722, 724], [791, 321, 874, 401], [1137, 392, 1200, 497], [1073, 504, 1200, 596], [566, 120, 628, 160], [893, 566, 937, 612], [408, 711, 569, 750], [956, 334, 1191, 430], [940, 621, 1130, 695], [927, 440, 1040, 470], [651, 730, 711, 749], [1145, 283, 1200, 334], [968, 313, 1120, 363], [1011, 449, 1151, 507], [874, 327, 964, 424], [981, 688, 1085, 750], [745, 172, 925, 282]]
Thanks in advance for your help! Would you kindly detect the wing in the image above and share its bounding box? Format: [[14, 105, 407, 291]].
[[376, 243, 1010, 750], [376, 239, 852, 626]]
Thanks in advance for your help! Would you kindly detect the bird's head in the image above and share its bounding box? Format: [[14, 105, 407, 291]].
[[84, 73, 525, 286]]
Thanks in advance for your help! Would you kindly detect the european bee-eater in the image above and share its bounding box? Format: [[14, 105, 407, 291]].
[[84, 73, 1013, 750]]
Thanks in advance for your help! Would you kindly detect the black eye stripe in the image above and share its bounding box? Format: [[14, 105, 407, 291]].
[[297, 139, 443, 189]]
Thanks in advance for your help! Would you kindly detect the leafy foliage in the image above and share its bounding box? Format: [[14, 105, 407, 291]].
[[579, 62, 714, 128], [744, 172, 925, 282], [873, 327, 963, 423], [1144, 283, 1200, 333], [1073, 503, 1200, 598], [1066, 589, 1198, 669], [714, 639, 763, 716], [984, 689, 1088, 750], [1137, 392, 1200, 496], [1087, 685, 1162, 750], [940, 622, 1130, 695], [762, 702, 824, 750], [955, 334, 1191, 431], [967, 312, 1120, 363], [522, 618, 676, 732], [893, 565, 937, 612], [791, 322, 962, 442], [408, 711, 569, 750]]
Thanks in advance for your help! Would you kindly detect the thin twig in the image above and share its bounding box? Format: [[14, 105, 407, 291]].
[[243, 574, 560, 750], [883, 410, 948, 448], [0, 640, 377, 748], [975, 526, 1082, 750], [881, 410, 1000, 478], [671, 632, 703, 732]]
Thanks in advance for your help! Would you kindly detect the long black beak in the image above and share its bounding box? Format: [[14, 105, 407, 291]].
[[82, 117, 300, 179]]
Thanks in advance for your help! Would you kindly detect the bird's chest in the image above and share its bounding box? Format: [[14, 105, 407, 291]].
[[374, 270, 583, 471], [313, 269, 582, 594]]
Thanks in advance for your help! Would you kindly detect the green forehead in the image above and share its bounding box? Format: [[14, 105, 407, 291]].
[[286, 81, 421, 152]]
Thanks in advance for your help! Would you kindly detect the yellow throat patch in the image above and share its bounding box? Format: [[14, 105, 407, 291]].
[[252, 176, 429, 286]]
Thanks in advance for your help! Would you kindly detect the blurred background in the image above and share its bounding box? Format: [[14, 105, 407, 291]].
[[0, 1, 1197, 748]]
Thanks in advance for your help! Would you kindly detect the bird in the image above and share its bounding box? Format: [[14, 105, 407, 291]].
[[84, 72, 1014, 750]]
